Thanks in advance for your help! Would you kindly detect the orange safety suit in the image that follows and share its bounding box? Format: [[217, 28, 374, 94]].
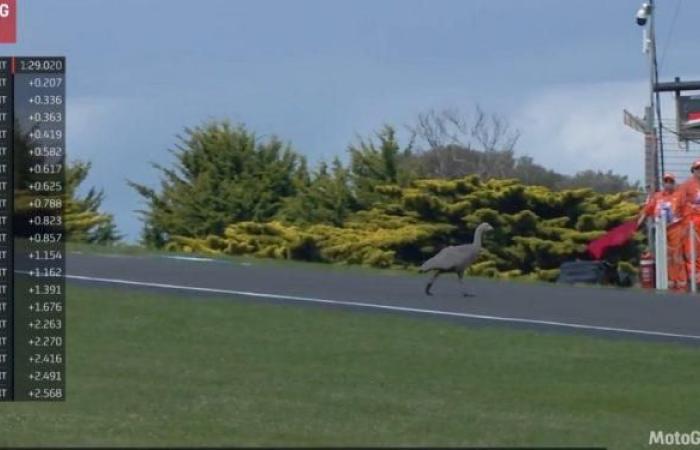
[[675, 176, 700, 288], [642, 189, 687, 292]]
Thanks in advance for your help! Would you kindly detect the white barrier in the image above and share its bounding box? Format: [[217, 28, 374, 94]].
[[691, 222, 697, 294], [654, 217, 668, 290]]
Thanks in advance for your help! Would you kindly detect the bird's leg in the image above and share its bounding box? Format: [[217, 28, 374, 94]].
[[457, 271, 472, 297], [425, 271, 440, 296]]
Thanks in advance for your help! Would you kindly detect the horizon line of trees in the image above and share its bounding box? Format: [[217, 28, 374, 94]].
[[70, 108, 643, 261], [119, 111, 645, 280]]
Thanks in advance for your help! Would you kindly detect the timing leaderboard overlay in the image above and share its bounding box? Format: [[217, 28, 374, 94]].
[[0, 57, 66, 401]]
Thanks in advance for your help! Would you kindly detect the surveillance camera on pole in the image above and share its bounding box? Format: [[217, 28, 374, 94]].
[[634, 0, 668, 290], [636, 2, 651, 26], [636, 2, 653, 53]]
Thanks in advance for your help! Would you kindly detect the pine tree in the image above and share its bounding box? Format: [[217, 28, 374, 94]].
[[64, 161, 122, 244], [278, 157, 356, 226], [12, 118, 120, 244], [129, 121, 306, 247], [348, 125, 414, 208]]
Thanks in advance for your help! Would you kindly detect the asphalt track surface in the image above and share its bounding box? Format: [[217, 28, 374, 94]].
[[66, 251, 700, 344]]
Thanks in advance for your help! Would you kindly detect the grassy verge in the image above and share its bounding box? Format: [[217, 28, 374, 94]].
[[0, 284, 695, 448]]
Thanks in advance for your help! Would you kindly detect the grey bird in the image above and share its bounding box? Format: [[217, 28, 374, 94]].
[[419, 222, 494, 296]]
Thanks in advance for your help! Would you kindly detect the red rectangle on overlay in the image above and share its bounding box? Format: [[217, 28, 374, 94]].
[[689, 112, 700, 121], [0, 0, 16, 44]]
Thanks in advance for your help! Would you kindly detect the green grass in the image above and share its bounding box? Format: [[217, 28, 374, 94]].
[[1, 284, 697, 448]]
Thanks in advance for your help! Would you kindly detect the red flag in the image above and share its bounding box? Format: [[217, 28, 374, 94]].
[[586, 220, 638, 260]]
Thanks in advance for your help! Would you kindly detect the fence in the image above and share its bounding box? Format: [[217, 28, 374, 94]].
[[659, 119, 700, 182]]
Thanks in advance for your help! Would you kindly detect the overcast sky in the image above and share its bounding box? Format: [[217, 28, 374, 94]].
[[6, 0, 699, 241]]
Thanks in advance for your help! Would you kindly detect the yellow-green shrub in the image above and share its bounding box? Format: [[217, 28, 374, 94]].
[[165, 176, 643, 275]]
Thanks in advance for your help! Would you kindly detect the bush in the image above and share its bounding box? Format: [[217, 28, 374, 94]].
[[163, 175, 643, 276]]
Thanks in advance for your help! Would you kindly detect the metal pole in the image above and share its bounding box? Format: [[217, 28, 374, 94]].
[[651, 5, 666, 180], [691, 222, 697, 293], [646, 0, 662, 190]]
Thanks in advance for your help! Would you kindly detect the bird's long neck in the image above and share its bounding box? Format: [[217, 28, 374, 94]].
[[472, 227, 485, 248]]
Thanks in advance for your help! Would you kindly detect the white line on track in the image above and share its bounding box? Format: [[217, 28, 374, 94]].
[[66, 273, 700, 342], [163, 256, 215, 262]]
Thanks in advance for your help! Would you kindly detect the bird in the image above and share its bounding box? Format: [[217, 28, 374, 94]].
[[419, 222, 494, 296]]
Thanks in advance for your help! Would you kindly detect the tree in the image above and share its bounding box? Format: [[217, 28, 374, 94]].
[[408, 147, 641, 194], [278, 158, 356, 226], [556, 170, 640, 194], [11, 119, 120, 244], [406, 107, 520, 179], [403, 107, 639, 193], [64, 161, 122, 244], [511, 155, 565, 188], [349, 125, 414, 208], [130, 121, 307, 247]]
